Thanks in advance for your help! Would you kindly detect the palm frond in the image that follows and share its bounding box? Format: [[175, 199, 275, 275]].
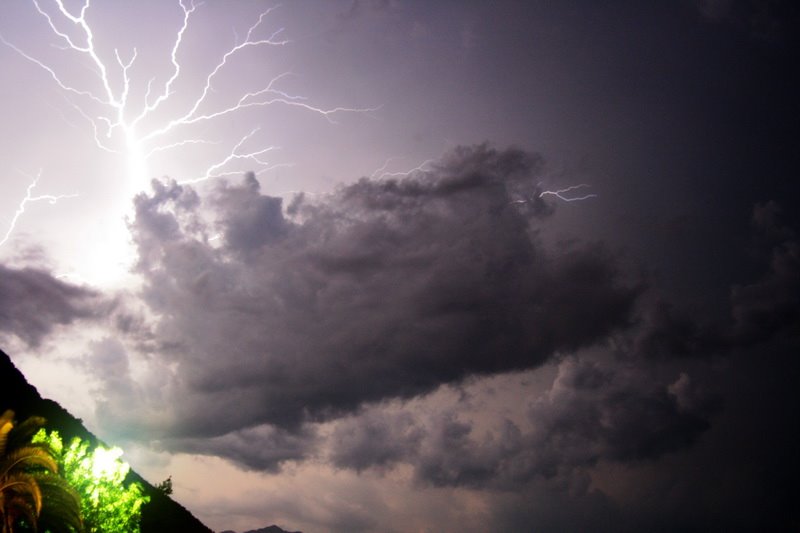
[[0, 410, 14, 457], [36, 474, 83, 533], [1, 412, 84, 533], [0, 471, 44, 515], [1, 447, 59, 478], [6, 417, 47, 454]]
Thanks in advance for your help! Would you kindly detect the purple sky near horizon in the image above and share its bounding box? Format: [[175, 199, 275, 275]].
[[1, 1, 799, 532]]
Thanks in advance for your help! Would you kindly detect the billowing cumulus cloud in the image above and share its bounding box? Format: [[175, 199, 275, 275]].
[[329, 408, 423, 473], [86, 149, 800, 533], [633, 299, 721, 358], [327, 354, 711, 490], [97, 145, 640, 451], [631, 201, 799, 359], [0, 264, 100, 347], [83, 156, 799, 533], [310, 202, 799, 531]]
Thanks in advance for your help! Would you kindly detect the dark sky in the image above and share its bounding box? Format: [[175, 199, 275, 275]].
[[0, 1, 798, 531]]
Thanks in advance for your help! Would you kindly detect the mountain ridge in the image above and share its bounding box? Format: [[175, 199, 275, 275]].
[[220, 526, 302, 533]]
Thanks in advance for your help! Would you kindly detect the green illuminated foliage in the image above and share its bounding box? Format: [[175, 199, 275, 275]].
[[33, 430, 148, 533], [0, 410, 82, 533]]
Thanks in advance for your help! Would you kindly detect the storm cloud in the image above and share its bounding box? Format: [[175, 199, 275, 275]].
[[0, 264, 100, 347], [97, 145, 640, 445], [328, 354, 712, 491], [85, 152, 800, 531], [729, 203, 800, 344]]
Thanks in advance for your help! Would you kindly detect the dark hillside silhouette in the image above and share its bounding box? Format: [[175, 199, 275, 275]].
[[0, 348, 213, 533]]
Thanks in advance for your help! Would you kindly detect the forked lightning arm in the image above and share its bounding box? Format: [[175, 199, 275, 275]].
[[370, 158, 435, 179], [0, 170, 78, 248], [0, 0, 378, 186], [540, 184, 597, 202]]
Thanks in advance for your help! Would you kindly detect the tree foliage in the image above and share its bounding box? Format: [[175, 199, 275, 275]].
[[0, 410, 82, 533], [154, 476, 172, 496], [33, 430, 148, 533]]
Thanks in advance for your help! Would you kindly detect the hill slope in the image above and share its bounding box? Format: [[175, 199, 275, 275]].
[[0, 348, 214, 533]]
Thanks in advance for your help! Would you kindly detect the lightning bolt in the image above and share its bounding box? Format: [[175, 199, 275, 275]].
[[370, 158, 435, 179], [539, 184, 597, 202], [178, 128, 294, 185], [0, 0, 379, 194], [370, 157, 403, 178], [0, 170, 78, 248], [0, 0, 379, 285]]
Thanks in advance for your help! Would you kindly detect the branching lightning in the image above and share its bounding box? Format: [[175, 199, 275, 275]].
[[179, 127, 293, 185], [370, 158, 435, 179], [539, 184, 597, 202], [0, 0, 379, 284], [0, 170, 78, 248], [0, 0, 378, 192]]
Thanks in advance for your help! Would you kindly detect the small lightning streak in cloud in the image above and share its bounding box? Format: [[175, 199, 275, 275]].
[[370, 157, 402, 178], [0, 170, 78, 248], [0, 0, 380, 193], [370, 158, 435, 179], [179, 128, 285, 184], [540, 184, 598, 202]]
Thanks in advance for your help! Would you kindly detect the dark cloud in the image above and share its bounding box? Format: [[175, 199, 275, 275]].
[[213, 173, 288, 258], [322, 204, 800, 494], [165, 425, 316, 473], [0, 264, 100, 347], [729, 203, 800, 343], [100, 145, 640, 450], [632, 201, 800, 357], [633, 299, 722, 358], [328, 356, 711, 491], [412, 413, 526, 489], [330, 409, 423, 472], [526, 358, 710, 467], [93, 154, 799, 533], [83, 337, 134, 394], [100, 151, 800, 514]]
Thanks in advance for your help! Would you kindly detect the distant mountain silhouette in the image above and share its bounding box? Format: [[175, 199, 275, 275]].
[[0, 347, 213, 533], [220, 526, 302, 533]]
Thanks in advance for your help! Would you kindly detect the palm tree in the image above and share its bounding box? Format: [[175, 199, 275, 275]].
[[0, 410, 82, 533]]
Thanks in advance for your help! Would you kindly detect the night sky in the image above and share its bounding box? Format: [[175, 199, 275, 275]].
[[1, 1, 798, 532]]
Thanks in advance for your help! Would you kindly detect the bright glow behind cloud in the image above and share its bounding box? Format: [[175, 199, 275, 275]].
[[0, 0, 376, 286]]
